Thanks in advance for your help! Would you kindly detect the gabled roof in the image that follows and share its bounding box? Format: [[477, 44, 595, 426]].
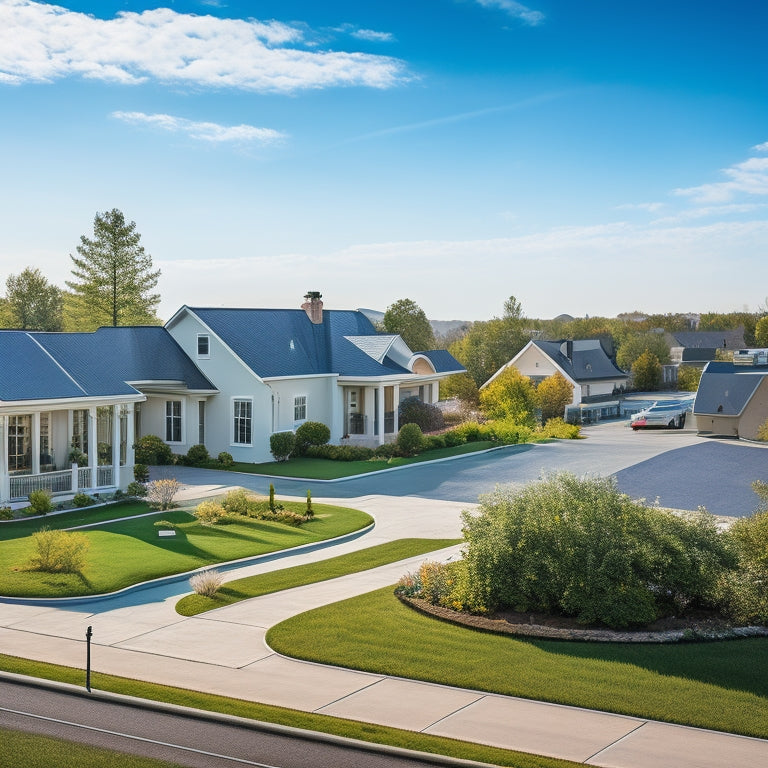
[[183, 307, 463, 379], [670, 328, 745, 349], [693, 361, 768, 416], [0, 327, 215, 403], [532, 340, 628, 382], [417, 349, 467, 374]]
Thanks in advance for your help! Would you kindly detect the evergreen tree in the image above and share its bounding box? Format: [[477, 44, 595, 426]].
[[66, 209, 161, 330], [1, 267, 62, 330]]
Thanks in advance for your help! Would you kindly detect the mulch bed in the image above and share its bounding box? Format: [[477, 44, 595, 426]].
[[398, 595, 768, 643]]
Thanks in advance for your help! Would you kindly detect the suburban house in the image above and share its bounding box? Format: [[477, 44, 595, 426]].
[[667, 328, 746, 367], [693, 349, 768, 439], [1, 293, 463, 504], [483, 339, 628, 402]]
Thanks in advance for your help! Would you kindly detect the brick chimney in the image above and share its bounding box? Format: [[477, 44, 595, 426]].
[[301, 291, 323, 324]]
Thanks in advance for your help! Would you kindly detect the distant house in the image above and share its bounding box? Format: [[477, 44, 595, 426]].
[[667, 327, 746, 366], [693, 350, 768, 439], [1, 293, 463, 504], [481, 339, 629, 406]]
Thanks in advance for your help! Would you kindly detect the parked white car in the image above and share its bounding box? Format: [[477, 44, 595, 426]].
[[630, 401, 691, 430]]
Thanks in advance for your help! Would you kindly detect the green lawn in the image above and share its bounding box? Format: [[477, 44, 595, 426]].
[[0, 501, 372, 598], [0, 656, 580, 768], [266, 587, 768, 740], [1, 728, 187, 768], [205, 441, 497, 479], [176, 538, 460, 615]]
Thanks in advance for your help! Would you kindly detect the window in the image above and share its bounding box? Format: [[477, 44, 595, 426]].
[[197, 334, 210, 358], [294, 395, 307, 422], [72, 409, 89, 456], [198, 401, 205, 445], [233, 399, 252, 445], [165, 401, 182, 443], [8, 415, 31, 473]]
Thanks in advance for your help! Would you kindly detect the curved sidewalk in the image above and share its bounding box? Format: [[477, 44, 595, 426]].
[[1, 493, 766, 768]]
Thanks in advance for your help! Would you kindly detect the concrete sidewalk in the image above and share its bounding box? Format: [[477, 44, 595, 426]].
[[2, 492, 767, 768]]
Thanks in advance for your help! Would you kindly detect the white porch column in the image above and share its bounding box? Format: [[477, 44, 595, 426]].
[[126, 404, 135, 471], [112, 404, 121, 489], [88, 406, 98, 485], [31, 412, 41, 475], [364, 387, 375, 437], [0, 416, 9, 503], [377, 384, 385, 445], [393, 384, 400, 434]]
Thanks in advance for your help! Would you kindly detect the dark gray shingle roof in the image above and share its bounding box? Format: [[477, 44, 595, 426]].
[[534, 340, 628, 382], [693, 361, 767, 416]]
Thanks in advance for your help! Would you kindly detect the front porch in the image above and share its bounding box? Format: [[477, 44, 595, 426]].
[[1, 401, 138, 504]]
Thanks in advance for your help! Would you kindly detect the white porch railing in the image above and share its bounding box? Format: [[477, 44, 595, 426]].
[[8, 465, 116, 502]]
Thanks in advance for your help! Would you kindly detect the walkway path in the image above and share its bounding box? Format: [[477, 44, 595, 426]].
[[2, 487, 767, 767]]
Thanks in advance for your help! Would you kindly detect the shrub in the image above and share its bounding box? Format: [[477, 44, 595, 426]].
[[194, 500, 227, 525], [270, 431, 296, 462], [190, 568, 225, 597], [126, 481, 147, 497], [28, 489, 53, 515], [372, 443, 398, 459], [0, 506, 14, 520], [185, 444, 210, 465], [28, 527, 90, 573], [677, 366, 702, 392], [217, 451, 234, 467], [487, 419, 529, 445], [442, 429, 466, 447], [457, 473, 733, 628], [153, 520, 176, 529], [221, 488, 252, 517], [294, 421, 331, 456], [72, 493, 95, 508], [305, 444, 375, 461], [450, 421, 483, 442], [398, 396, 445, 432], [133, 463, 149, 483], [146, 478, 180, 510], [425, 434, 447, 451], [133, 435, 174, 465], [269, 483, 277, 512], [67, 446, 88, 467], [397, 423, 424, 457], [757, 419, 768, 443], [306, 489, 313, 517], [539, 418, 581, 439]]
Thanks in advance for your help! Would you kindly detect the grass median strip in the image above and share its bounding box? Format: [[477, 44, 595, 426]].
[[0, 656, 580, 768], [176, 538, 460, 616], [266, 587, 768, 740]]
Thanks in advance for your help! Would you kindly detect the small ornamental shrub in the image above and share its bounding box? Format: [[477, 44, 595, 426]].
[[133, 435, 174, 465], [306, 489, 313, 517], [194, 500, 227, 525], [28, 489, 53, 515], [72, 493, 95, 508], [396, 423, 424, 457], [68, 446, 88, 467], [398, 396, 445, 432], [190, 568, 225, 597], [126, 481, 147, 497], [221, 488, 252, 517], [269, 483, 277, 511], [145, 478, 180, 510], [217, 451, 234, 467], [294, 421, 331, 456], [757, 419, 768, 443], [270, 431, 296, 462], [0, 506, 14, 520], [28, 527, 90, 573], [185, 444, 210, 465], [133, 463, 150, 483], [153, 520, 176, 529], [539, 418, 581, 439], [372, 443, 398, 459]]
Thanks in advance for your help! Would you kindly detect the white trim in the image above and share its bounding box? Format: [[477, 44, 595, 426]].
[[262, 373, 338, 382], [164, 399, 184, 445], [231, 396, 254, 447], [480, 341, 578, 391], [0, 394, 145, 413], [408, 353, 437, 373], [196, 333, 210, 359], [293, 394, 308, 424]]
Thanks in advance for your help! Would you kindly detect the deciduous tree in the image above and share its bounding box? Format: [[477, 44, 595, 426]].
[[66, 208, 161, 330], [479, 365, 538, 424], [382, 298, 435, 351], [631, 350, 663, 391], [537, 372, 574, 421], [1, 267, 62, 330]]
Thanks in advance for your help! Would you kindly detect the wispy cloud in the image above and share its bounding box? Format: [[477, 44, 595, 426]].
[[474, 0, 545, 26], [615, 202, 665, 213], [0, 1, 407, 91], [674, 143, 768, 204], [351, 28, 395, 43], [111, 111, 286, 144], [652, 203, 768, 226]]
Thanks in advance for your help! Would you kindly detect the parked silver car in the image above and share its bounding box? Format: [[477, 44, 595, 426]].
[[630, 401, 690, 430]]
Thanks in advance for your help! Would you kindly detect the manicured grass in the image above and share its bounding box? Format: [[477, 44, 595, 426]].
[[0, 656, 580, 768], [1, 728, 186, 768], [206, 441, 497, 479], [0, 502, 372, 598], [176, 538, 460, 616], [266, 587, 768, 740]]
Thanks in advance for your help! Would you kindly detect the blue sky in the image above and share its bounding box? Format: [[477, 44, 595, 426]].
[[1, 0, 767, 322]]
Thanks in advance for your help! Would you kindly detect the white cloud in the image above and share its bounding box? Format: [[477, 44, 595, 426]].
[[674, 151, 768, 204], [615, 202, 665, 213], [111, 111, 286, 144], [0, 0, 407, 91], [652, 203, 768, 225], [351, 28, 395, 43], [754, 141, 768, 152], [474, 0, 545, 26]]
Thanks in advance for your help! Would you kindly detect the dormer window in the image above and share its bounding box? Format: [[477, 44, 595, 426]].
[[197, 334, 210, 358]]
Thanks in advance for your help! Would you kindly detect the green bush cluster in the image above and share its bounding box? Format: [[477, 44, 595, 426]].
[[28, 527, 90, 573], [270, 431, 296, 461], [126, 481, 147, 497], [0, 506, 14, 520], [198, 486, 310, 527], [306, 444, 375, 461], [217, 451, 234, 467], [185, 444, 210, 465], [538, 418, 581, 439], [293, 421, 331, 456], [133, 435, 174, 465], [72, 493, 95, 508], [133, 463, 149, 483], [398, 396, 445, 432], [28, 489, 53, 515], [415, 473, 737, 629]]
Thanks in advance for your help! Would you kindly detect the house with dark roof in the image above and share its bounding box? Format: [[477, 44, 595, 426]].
[[693, 352, 768, 439], [667, 327, 746, 366], [481, 339, 629, 405], [1, 293, 463, 504]]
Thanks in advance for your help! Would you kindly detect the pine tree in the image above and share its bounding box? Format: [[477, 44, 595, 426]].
[[65, 209, 161, 330]]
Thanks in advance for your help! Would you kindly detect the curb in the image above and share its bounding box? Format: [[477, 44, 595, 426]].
[[0, 670, 495, 768]]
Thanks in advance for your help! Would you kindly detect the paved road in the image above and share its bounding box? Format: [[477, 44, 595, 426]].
[[160, 423, 768, 516]]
